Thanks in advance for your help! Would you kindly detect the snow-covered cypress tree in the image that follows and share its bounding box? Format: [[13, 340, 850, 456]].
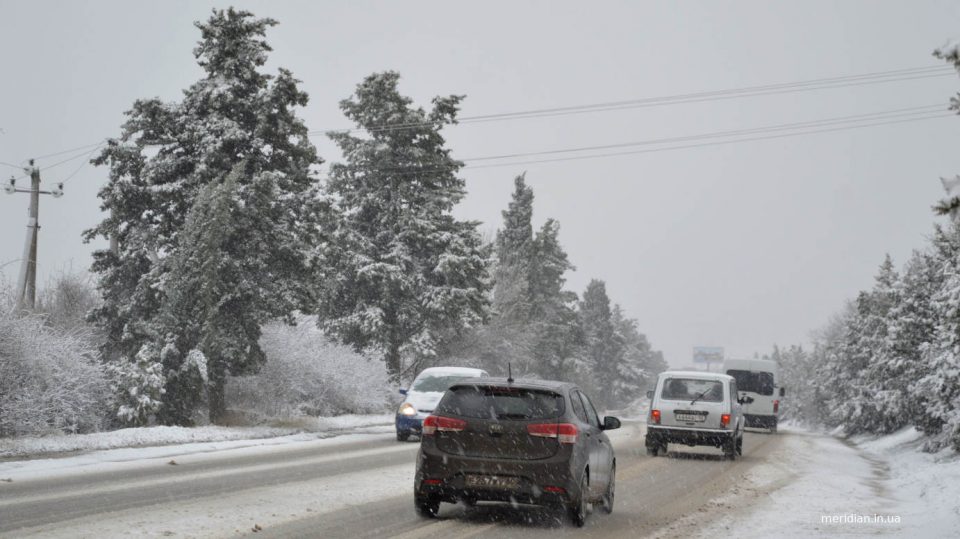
[[579, 279, 618, 406], [528, 219, 581, 379], [85, 8, 322, 424], [316, 72, 490, 379], [609, 305, 664, 406], [493, 173, 536, 325]]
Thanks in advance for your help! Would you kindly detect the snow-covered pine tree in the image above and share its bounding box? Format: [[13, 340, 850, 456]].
[[85, 8, 322, 425], [915, 222, 960, 450], [879, 248, 942, 431], [832, 256, 899, 434], [316, 72, 490, 379]]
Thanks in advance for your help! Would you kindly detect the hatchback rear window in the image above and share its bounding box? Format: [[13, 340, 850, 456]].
[[435, 386, 565, 420], [660, 378, 724, 402]]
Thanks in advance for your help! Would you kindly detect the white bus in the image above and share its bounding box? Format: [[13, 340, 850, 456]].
[[723, 358, 784, 432]]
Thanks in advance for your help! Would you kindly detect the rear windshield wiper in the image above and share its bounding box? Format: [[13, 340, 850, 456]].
[[690, 389, 711, 406]]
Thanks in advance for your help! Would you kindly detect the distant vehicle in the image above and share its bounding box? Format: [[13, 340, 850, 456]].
[[396, 366, 488, 441], [413, 377, 621, 527], [723, 358, 784, 432], [645, 371, 749, 459]]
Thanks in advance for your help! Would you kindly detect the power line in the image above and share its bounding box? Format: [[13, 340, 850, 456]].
[[31, 140, 105, 161], [322, 106, 952, 176], [58, 142, 107, 185], [462, 104, 947, 162], [308, 65, 955, 136], [465, 112, 953, 170]]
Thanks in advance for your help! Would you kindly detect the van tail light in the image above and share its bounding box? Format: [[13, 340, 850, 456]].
[[651, 409, 661, 424], [721, 414, 731, 427], [527, 423, 578, 444], [773, 400, 779, 414], [422, 415, 466, 435]]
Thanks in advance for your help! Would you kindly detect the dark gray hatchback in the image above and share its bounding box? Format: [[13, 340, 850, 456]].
[[413, 377, 621, 527]]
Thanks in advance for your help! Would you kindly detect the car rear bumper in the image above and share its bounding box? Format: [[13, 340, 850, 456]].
[[645, 425, 734, 447], [416, 444, 580, 507], [744, 414, 777, 428]]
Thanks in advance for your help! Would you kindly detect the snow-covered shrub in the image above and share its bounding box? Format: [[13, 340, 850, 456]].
[[0, 311, 112, 436], [226, 316, 393, 419], [107, 343, 166, 427]]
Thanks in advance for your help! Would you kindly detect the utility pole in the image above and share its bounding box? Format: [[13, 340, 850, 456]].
[[4, 159, 63, 311]]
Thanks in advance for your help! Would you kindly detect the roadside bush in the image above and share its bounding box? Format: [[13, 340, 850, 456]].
[[226, 316, 393, 420], [0, 310, 112, 436]]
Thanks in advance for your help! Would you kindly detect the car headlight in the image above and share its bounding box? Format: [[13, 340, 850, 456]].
[[399, 403, 417, 416]]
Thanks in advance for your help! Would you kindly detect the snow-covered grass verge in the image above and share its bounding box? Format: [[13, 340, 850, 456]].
[[671, 425, 959, 538], [854, 427, 960, 538], [0, 414, 393, 460]]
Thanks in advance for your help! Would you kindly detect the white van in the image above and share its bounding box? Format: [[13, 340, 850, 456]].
[[723, 358, 784, 432]]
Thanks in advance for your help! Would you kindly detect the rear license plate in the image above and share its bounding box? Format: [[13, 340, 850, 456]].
[[675, 412, 706, 422], [465, 474, 520, 490]]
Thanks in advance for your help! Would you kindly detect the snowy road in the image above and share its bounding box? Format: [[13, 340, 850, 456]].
[[0, 422, 796, 538]]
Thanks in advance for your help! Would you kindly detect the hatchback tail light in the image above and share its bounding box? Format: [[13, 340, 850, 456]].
[[527, 423, 578, 444], [721, 414, 731, 427], [651, 409, 661, 424], [773, 400, 779, 414], [422, 415, 466, 435]]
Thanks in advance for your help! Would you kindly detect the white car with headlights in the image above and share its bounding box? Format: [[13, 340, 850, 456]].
[[395, 366, 488, 441]]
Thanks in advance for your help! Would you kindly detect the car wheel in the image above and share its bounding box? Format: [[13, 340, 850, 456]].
[[736, 435, 743, 456], [397, 430, 410, 442], [568, 472, 589, 527], [645, 445, 659, 457], [723, 435, 737, 460], [600, 465, 615, 514], [414, 493, 440, 518]]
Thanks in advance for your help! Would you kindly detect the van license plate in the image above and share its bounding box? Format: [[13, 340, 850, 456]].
[[465, 474, 519, 489], [675, 412, 705, 422]]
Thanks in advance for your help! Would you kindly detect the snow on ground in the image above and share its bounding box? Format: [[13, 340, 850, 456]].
[[12, 459, 415, 538], [0, 429, 401, 483], [0, 414, 393, 460], [856, 428, 960, 538], [660, 425, 959, 539]]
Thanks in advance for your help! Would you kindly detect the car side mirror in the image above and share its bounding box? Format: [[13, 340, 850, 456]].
[[399, 388, 407, 396], [646, 390, 653, 399], [602, 416, 621, 430], [779, 387, 785, 397]]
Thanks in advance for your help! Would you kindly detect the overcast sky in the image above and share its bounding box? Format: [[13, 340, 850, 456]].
[[3, 0, 960, 366]]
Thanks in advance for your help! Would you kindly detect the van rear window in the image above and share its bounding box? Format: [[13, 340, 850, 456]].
[[435, 386, 564, 420], [726, 370, 774, 396]]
